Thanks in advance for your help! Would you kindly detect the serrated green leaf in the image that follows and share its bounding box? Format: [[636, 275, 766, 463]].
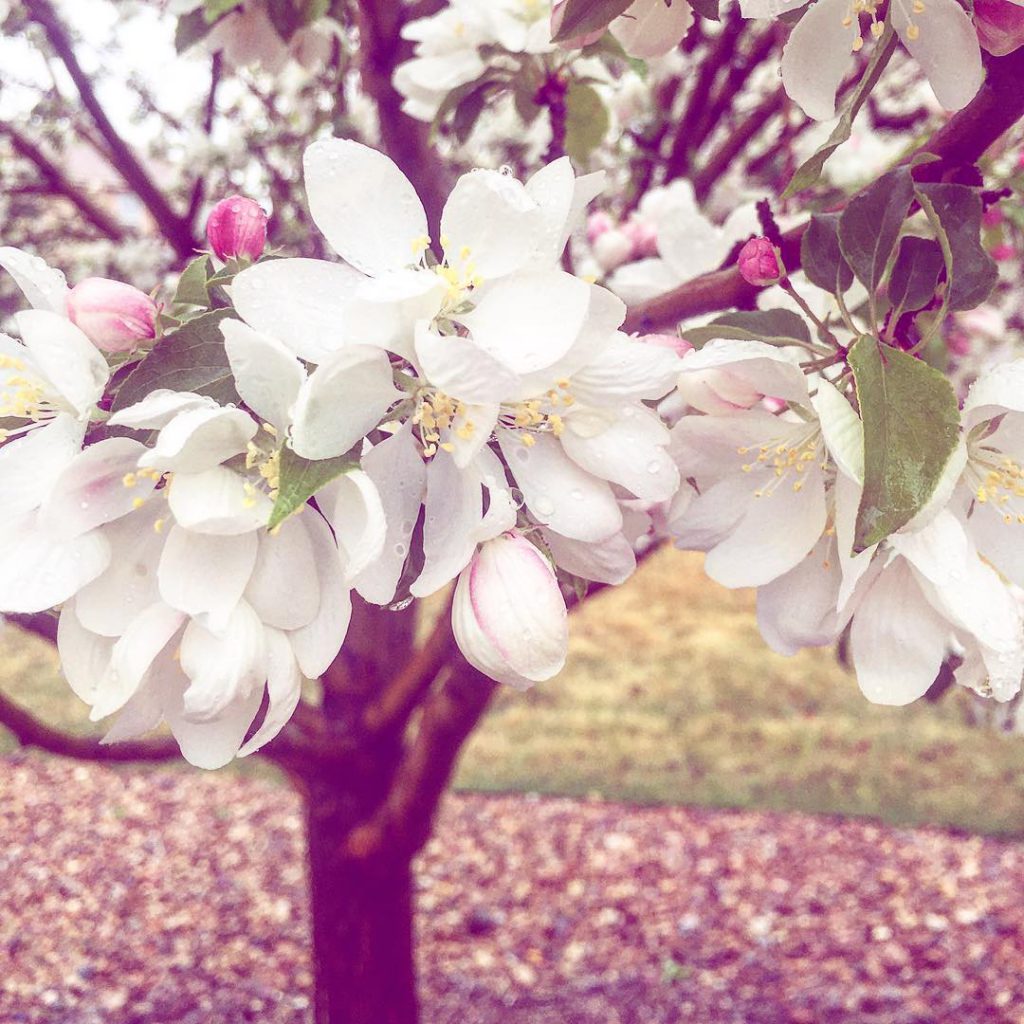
[[681, 309, 812, 350], [915, 183, 999, 313], [110, 310, 240, 413], [848, 335, 960, 551], [551, 0, 634, 42], [565, 82, 610, 165], [783, 25, 898, 197], [203, 0, 245, 22], [888, 236, 944, 315], [175, 8, 215, 52], [269, 446, 360, 529], [173, 255, 211, 308], [838, 166, 914, 293], [801, 213, 853, 295]]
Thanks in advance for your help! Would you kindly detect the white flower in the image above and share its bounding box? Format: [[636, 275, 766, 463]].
[[952, 359, 1024, 588], [452, 530, 568, 689], [742, 0, 984, 120], [605, 181, 758, 305], [668, 343, 856, 587]]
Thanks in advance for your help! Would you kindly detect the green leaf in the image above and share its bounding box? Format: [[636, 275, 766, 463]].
[[175, 8, 215, 52], [681, 309, 812, 350], [838, 166, 914, 293], [888, 236, 944, 315], [783, 25, 899, 197], [915, 183, 999, 313], [173, 255, 211, 308], [551, 0, 634, 42], [848, 335, 961, 551], [801, 213, 853, 295], [203, 0, 245, 21], [564, 82, 610, 165], [269, 446, 360, 530], [110, 309, 240, 413]]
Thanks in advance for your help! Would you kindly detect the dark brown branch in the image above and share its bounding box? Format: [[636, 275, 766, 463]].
[[2, 126, 128, 242], [25, 0, 197, 260], [354, 0, 450, 234], [0, 689, 181, 762], [623, 48, 1024, 334]]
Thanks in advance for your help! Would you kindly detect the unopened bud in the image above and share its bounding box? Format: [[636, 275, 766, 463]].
[[623, 217, 659, 259], [974, 0, 1024, 55], [638, 333, 693, 358], [206, 195, 268, 262], [737, 236, 784, 287], [586, 211, 615, 244], [66, 278, 157, 353], [593, 228, 634, 272]]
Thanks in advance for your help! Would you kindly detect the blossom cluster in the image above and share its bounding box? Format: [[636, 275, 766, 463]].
[[0, 143, 682, 767]]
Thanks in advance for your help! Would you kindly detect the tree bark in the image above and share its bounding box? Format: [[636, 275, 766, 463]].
[[299, 768, 419, 1024]]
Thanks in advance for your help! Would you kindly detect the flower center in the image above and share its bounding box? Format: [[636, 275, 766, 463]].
[[0, 354, 54, 433], [968, 447, 1024, 525], [498, 380, 575, 447], [737, 426, 824, 499]]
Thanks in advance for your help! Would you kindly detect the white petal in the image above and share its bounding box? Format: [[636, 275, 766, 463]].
[[75, 506, 165, 636], [158, 526, 258, 634], [962, 359, 1024, 428], [41, 437, 156, 539], [446, 401, 499, 469], [850, 559, 949, 705], [57, 602, 115, 703], [139, 406, 257, 474], [413, 321, 518, 405], [0, 512, 110, 614], [411, 453, 483, 597], [304, 138, 428, 276], [570, 335, 683, 406], [612, 0, 694, 59], [561, 405, 679, 501], [890, 0, 983, 112], [230, 258, 366, 363], [290, 346, 400, 460], [0, 247, 69, 313], [238, 627, 302, 757], [347, 269, 446, 361], [180, 600, 267, 720], [320, 469, 387, 583], [542, 528, 636, 585], [100, 674, 165, 745], [458, 271, 591, 375], [780, 0, 858, 120], [678, 340, 810, 406], [167, 467, 271, 535], [108, 389, 214, 429], [812, 378, 863, 482], [0, 414, 84, 517], [289, 510, 352, 678], [222, 319, 305, 435], [524, 158, 577, 267], [441, 170, 544, 279], [757, 533, 845, 656], [452, 533, 568, 690], [14, 309, 108, 417], [244, 516, 321, 630], [90, 602, 185, 720], [352, 424, 427, 605], [500, 430, 622, 542]]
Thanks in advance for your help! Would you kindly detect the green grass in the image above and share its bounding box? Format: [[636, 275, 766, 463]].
[[3, 549, 1024, 835]]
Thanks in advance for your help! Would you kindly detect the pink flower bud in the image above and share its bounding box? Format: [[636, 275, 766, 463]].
[[991, 242, 1017, 261], [593, 228, 634, 272], [586, 210, 614, 244], [974, 0, 1024, 55], [982, 205, 1005, 228], [623, 217, 659, 258], [205, 195, 268, 262], [550, 0, 605, 50], [737, 237, 784, 287], [639, 333, 693, 358], [66, 278, 157, 353]]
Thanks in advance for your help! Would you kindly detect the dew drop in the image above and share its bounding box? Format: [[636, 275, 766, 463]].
[[534, 495, 555, 517]]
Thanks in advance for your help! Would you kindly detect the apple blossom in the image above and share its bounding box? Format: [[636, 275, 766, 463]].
[[66, 278, 158, 353], [206, 196, 269, 263], [452, 531, 569, 690]]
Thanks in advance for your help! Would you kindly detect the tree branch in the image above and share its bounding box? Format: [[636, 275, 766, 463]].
[[25, 0, 197, 260], [2, 126, 128, 242], [623, 49, 1024, 334]]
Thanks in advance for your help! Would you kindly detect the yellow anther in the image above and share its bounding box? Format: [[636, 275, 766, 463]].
[[521, 433, 536, 447], [153, 518, 166, 534], [440, 442, 455, 453], [905, 22, 919, 39], [132, 497, 145, 510], [122, 473, 138, 488]]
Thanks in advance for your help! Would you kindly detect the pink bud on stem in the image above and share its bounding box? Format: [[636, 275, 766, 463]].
[[206, 195, 268, 262], [737, 236, 785, 287], [66, 278, 158, 353]]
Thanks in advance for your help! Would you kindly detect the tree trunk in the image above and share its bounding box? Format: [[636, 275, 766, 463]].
[[303, 774, 419, 1024]]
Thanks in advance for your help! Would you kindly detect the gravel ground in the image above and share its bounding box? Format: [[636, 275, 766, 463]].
[[1, 753, 1023, 1023]]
